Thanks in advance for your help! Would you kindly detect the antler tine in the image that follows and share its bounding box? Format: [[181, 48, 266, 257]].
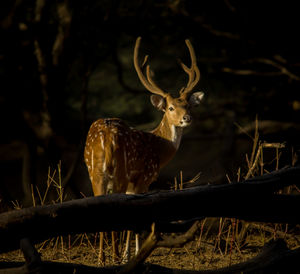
[[180, 39, 200, 98], [134, 37, 167, 97]]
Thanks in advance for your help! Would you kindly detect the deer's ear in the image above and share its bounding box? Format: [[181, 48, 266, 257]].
[[150, 95, 166, 111], [189, 91, 204, 107]]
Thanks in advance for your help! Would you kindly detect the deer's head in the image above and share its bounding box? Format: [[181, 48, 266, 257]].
[[134, 37, 204, 128]]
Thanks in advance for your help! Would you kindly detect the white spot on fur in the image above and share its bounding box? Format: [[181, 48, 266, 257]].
[[100, 137, 104, 149], [91, 149, 94, 181]]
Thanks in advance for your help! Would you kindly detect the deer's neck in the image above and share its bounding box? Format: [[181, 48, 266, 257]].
[[150, 115, 183, 168]]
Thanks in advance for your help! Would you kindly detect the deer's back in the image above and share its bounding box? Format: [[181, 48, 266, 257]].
[[84, 118, 160, 193]]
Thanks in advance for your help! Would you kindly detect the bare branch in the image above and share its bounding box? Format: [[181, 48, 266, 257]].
[[223, 57, 300, 81], [252, 58, 300, 81], [222, 67, 282, 76], [52, 1, 72, 65], [119, 221, 200, 273], [158, 220, 200, 248], [201, 22, 240, 40]]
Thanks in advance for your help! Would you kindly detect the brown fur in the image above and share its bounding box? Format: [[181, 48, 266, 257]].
[[84, 118, 167, 195]]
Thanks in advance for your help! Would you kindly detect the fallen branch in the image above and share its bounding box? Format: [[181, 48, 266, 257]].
[[119, 221, 201, 274], [157, 220, 201, 248], [0, 166, 299, 254], [250, 223, 300, 245], [200, 239, 300, 273]]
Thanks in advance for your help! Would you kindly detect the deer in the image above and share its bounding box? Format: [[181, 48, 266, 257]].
[[84, 36, 204, 263]]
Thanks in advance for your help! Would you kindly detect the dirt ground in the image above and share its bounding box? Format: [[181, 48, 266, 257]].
[[1, 219, 299, 272]]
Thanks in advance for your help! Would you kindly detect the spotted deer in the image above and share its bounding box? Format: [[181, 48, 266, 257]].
[[84, 37, 204, 262]]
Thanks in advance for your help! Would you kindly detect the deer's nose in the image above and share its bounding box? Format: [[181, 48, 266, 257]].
[[183, 114, 192, 123]]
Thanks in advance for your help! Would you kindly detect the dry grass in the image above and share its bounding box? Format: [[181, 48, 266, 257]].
[[0, 119, 300, 271], [1, 222, 299, 271]]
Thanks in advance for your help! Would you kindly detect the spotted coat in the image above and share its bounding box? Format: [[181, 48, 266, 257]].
[[84, 118, 161, 195]]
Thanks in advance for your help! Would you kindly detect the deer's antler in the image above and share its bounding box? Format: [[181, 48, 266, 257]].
[[134, 37, 167, 98], [179, 39, 200, 99]]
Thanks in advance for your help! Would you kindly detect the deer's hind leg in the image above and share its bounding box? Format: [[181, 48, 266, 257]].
[[110, 164, 130, 263], [85, 147, 111, 264]]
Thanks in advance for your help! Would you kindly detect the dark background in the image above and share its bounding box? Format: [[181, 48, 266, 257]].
[[0, 0, 299, 209]]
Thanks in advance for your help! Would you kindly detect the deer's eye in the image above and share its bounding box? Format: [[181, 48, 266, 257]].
[[169, 106, 174, 111]]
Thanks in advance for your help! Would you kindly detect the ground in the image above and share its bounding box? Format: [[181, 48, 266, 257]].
[[1, 218, 299, 271]]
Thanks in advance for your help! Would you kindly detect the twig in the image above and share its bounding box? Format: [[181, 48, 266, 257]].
[[201, 23, 240, 40], [223, 57, 300, 81], [245, 142, 261, 180], [223, 67, 282, 77], [261, 142, 285, 149], [158, 221, 201, 248], [118, 223, 159, 274], [251, 58, 300, 81], [118, 221, 200, 273], [250, 223, 300, 245]]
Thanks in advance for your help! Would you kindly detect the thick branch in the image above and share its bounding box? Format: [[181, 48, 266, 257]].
[[0, 166, 299, 254], [157, 220, 201, 248]]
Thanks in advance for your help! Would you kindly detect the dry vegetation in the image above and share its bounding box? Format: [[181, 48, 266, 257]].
[[0, 122, 299, 272], [1, 219, 299, 271]]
